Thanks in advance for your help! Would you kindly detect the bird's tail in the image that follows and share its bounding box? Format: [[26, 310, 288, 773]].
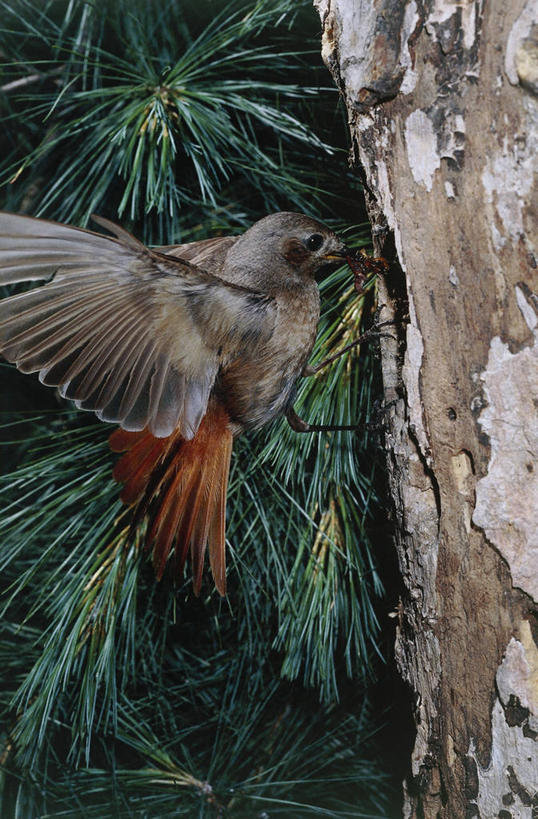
[[109, 403, 233, 595]]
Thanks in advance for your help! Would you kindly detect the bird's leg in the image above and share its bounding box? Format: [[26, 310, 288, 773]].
[[286, 405, 361, 433], [286, 397, 398, 435], [291, 314, 398, 434], [302, 318, 397, 377]]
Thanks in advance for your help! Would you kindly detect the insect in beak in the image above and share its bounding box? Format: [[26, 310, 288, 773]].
[[345, 247, 389, 293]]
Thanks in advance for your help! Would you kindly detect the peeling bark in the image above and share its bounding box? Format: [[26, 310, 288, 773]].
[[314, 0, 538, 815]]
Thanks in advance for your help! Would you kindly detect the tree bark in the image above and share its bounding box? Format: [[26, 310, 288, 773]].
[[313, 0, 538, 815]]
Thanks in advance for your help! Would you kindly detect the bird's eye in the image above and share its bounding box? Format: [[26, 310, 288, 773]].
[[305, 233, 324, 252]]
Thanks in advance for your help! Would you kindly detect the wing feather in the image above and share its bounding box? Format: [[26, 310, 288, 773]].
[[14, 295, 129, 373], [116, 339, 159, 424], [56, 313, 148, 390], [0, 279, 115, 339], [57, 311, 146, 399], [0, 212, 276, 437], [149, 363, 185, 439], [74, 322, 148, 411]]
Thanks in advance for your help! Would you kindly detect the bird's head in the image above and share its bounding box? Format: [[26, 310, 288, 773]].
[[225, 212, 348, 290]]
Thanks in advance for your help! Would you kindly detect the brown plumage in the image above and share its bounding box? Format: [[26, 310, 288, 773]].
[[0, 211, 348, 594]]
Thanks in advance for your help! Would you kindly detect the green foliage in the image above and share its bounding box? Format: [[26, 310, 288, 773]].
[[0, 0, 391, 815], [0, 0, 359, 239]]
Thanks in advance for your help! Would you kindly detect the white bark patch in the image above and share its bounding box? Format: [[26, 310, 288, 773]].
[[402, 290, 432, 465], [517, 282, 538, 330], [461, 0, 477, 50], [445, 180, 456, 200], [426, 0, 479, 50], [516, 39, 538, 96], [450, 450, 474, 532], [404, 109, 440, 191], [426, 0, 459, 32], [472, 286, 538, 603], [505, 0, 538, 85], [400, 1, 419, 94], [481, 128, 536, 250], [471, 623, 538, 814], [470, 699, 537, 817], [496, 622, 538, 732], [375, 155, 397, 230], [449, 264, 460, 286], [439, 112, 466, 162], [315, 0, 379, 96], [356, 119, 408, 265]]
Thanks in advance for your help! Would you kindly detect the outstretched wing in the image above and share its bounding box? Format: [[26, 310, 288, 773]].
[[0, 212, 275, 438], [159, 234, 238, 266]]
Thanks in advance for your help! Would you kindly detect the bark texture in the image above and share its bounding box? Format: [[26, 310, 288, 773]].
[[313, 0, 538, 815]]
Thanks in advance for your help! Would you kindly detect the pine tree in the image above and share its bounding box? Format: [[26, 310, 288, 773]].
[[0, 1, 390, 815]]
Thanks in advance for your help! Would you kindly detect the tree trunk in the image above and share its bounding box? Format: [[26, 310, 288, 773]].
[[314, 0, 538, 815]]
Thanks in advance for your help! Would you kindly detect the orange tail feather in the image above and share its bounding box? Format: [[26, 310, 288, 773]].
[[109, 404, 233, 595]]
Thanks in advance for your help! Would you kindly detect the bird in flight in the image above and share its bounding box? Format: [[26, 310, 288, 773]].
[[0, 211, 367, 595]]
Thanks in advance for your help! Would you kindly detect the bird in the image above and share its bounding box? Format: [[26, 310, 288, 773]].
[[0, 210, 351, 595]]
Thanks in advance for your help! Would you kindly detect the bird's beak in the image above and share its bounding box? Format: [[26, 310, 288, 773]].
[[322, 252, 348, 262], [322, 242, 350, 263]]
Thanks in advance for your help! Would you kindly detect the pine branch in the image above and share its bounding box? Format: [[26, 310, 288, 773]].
[[1, 0, 339, 231], [0, 1, 390, 814]]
